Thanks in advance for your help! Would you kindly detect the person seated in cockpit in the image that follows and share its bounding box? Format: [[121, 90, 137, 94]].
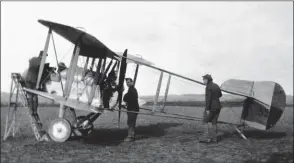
[[50, 62, 96, 85], [49, 62, 67, 82], [57, 62, 67, 73], [101, 70, 118, 110], [48, 62, 118, 109]]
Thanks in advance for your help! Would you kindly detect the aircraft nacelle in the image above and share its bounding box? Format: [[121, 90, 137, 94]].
[[221, 79, 286, 130]]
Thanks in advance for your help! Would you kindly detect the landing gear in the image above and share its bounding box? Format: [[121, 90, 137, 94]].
[[72, 116, 94, 137], [235, 124, 247, 140], [48, 118, 72, 142], [47, 104, 101, 142]]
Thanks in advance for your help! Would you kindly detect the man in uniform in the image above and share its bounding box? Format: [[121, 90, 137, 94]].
[[102, 70, 118, 110], [22, 51, 47, 125], [123, 78, 139, 142], [200, 74, 222, 143]]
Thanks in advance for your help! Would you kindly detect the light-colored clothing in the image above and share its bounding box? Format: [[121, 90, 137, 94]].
[[46, 69, 118, 108]]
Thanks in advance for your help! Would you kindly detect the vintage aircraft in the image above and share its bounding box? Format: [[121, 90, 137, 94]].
[[3, 19, 286, 142]]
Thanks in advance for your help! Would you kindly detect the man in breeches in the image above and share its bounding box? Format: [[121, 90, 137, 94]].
[[22, 51, 44, 124], [200, 74, 223, 143], [123, 78, 139, 142]]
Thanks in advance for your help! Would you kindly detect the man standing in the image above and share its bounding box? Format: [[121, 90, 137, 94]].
[[22, 51, 46, 124], [123, 78, 139, 142], [200, 74, 222, 143]]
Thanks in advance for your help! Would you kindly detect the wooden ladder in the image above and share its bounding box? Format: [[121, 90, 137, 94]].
[[3, 73, 49, 141]]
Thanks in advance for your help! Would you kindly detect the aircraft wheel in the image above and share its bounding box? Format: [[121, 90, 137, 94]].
[[48, 118, 72, 142], [72, 116, 94, 137]]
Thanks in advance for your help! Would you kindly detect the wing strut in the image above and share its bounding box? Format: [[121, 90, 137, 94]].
[[99, 57, 107, 84], [152, 72, 163, 112], [133, 64, 139, 85], [81, 57, 90, 81], [51, 33, 65, 96], [88, 58, 102, 104], [161, 74, 171, 112], [59, 42, 80, 119], [102, 59, 113, 80], [64, 42, 80, 98], [90, 58, 96, 72], [36, 28, 52, 89]]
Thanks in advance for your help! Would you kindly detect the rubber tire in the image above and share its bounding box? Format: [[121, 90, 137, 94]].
[[48, 118, 72, 142]]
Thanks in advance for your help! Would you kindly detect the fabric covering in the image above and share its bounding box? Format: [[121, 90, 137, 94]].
[[46, 69, 118, 108], [38, 19, 119, 59]]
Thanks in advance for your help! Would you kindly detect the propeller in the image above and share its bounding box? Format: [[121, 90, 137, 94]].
[[117, 49, 128, 127]]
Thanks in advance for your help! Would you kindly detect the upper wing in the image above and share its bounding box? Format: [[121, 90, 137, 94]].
[[38, 19, 119, 60], [115, 52, 154, 66], [116, 54, 204, 85], [116, 53, 281, 107]]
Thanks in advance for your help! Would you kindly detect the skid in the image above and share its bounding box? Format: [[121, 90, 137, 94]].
[[234, 122, 247, 140]]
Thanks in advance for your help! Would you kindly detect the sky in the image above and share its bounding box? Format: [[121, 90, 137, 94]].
[[1, 2, 293, 96]]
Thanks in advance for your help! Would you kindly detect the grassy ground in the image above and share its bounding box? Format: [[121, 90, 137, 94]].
[[1, 105, 293, 163]]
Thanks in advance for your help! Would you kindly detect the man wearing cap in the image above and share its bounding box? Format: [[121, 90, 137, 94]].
[[200, 74, 222, 143], [123, 78, 139, 142]]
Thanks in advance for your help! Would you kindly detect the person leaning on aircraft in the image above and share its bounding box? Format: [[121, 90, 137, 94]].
[[200, 74, 222, 143], [21, 51, 49, 126]]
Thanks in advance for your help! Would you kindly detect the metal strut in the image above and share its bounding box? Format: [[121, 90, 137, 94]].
[[152, 72, 163, 112], [3, 73, 49, 141], [235, 122, 247, 140], [235, 126, 247, 140]]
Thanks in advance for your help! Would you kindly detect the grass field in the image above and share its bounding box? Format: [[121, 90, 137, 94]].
[[1, 104, 293, 163]]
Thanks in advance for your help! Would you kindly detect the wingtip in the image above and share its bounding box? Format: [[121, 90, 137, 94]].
[[38, 19, 45, 23]]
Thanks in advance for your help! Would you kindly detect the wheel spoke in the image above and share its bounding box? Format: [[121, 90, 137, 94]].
[[48, 118, 71, 142]]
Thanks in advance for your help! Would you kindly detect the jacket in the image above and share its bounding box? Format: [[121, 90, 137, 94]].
[[23, 57, 41, 85], [123, 85, 139, 111], [205, 81, 222, 111]]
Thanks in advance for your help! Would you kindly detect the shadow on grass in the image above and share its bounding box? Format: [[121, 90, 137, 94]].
[[216, 129, 287, 141], [243, 130, 287, 139], [244, 152, 293, 163], [79, 122, 181, 146]]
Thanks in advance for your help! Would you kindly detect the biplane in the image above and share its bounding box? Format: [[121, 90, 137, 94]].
[[4, 19, 287, 142]]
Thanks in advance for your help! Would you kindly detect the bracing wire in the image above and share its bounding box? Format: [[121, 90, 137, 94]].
[[59, 44, 74, 62], [51, 33, 65, 96]]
